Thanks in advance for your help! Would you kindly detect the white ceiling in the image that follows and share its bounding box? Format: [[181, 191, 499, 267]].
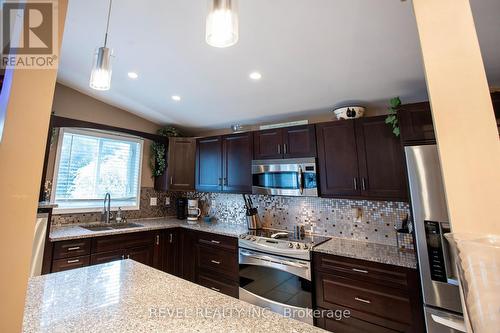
[[57, 0, 500, 131]]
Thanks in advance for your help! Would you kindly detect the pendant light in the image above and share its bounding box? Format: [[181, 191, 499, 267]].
[[90, 0, 114, 90], [206, 0, 239, 48]]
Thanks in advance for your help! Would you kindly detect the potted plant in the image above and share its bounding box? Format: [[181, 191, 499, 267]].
[[151, 126, 181, 190], [385, 97, 401, 137]]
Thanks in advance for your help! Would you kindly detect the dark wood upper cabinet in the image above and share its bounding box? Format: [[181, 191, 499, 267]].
[[283, 125, 317, 158], [397, 102, 435, 145], [316, 121, 361, 197], [254, 125, 317, 159], [316, 117, 407, 201], [195, 136, 223, 192], [253, 128, 283, 159], [398, 94, 500, 145], [196, 133, 253, 193], [166, 137, 196, 191], [356, 116, 408, 201], [222, 132, 253, 193]]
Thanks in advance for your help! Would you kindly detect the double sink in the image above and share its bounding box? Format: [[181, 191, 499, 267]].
[[81, 222, 143, 232]]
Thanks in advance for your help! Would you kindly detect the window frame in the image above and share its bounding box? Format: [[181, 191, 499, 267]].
[[51, 127, 144, 215]]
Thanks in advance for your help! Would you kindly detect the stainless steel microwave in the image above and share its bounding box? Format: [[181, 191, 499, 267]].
[[251, 158, 318, 197]]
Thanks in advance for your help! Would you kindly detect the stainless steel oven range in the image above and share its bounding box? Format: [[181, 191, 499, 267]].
[[238, 229, 330, 324]]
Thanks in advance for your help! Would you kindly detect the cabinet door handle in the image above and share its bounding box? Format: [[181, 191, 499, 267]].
[[211, 260, 221, 265], [277, 144, 281, 154], [121, 255, 125, 260], [353, 178, 358, 190], [67, 246, 80, 251], [210, 287, 221, 292], [211, 240, 220, 244], [283, 143, 287, 154], [169, 233, 173, 243], [218, 178, 222, 186], [361, 178, 367, 191], [156, 235, 160, 245], [127, 254, 130, 259], [352, 268, 368, 274], [67, 259, 80, 264], [223, 178, 228, 186], [170, 176, 173, 185], [354, 297, 371, 304]]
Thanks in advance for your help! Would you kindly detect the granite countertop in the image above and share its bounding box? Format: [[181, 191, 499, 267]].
[[312, 237, 417, 269], [23, 260, 325, 333], [49, 217, 249, 242]]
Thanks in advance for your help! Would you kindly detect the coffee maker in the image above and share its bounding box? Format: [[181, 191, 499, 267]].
[[176, 198, 187, 220], [187, 199, 201, 223]]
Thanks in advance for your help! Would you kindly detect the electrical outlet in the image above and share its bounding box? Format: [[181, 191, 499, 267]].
[[165, 197, 170, 206], [150, 197, 157, 206]]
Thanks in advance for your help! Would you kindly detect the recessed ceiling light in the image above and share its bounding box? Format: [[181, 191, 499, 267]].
[[171, 95, 181, 101], [249, 72, 262, 80], [127, 72, 138, 79]]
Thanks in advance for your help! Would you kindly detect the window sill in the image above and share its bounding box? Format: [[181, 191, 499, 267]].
[[52, 205, 140, 215]]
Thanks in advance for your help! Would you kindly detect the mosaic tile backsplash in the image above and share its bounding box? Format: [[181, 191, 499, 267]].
[[187, 192, 411, 247], [52, 188, 412, 247]]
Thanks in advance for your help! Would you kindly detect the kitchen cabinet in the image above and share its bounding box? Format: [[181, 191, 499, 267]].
[[313, 253, 424, 333], [50, 231, 161, 273], [355, 117, 408, 200], [178, 228, 198, 282], [316, 116, 407, 201], [398, 93, 500, 145], [155, 137, 196, 191], [316, 121, 361, 197], [162, 228, 179, 275], [195, 231, 239, 298], [195, 132, 253, 193], [222, 133, 253, 193], [195, 136, 223, 192], [253, 125, 317, 159]]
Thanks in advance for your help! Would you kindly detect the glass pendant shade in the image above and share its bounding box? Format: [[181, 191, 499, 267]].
[[89, 47, 112, 91], [206, 0, 239, 48]]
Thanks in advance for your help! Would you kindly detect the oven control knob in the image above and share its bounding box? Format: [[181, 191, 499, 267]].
[[246, 236, 252, 240], [303, 244, 309, 249], [288, 242, 293, 248], [295, 243, 301, 249], [251, 237, 257, 241], [239, 235, 246, 239]]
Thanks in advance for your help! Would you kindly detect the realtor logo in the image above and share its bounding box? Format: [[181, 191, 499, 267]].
[[1, 0, 58, 69]]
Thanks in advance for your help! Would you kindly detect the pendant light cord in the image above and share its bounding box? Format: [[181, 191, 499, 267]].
[[103, 0, 113, 47]]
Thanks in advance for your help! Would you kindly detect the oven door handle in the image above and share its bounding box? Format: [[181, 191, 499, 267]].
[[240, 251, 308, 269]]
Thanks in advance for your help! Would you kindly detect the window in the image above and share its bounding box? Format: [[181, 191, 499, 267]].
[[52, 128, 143, 213]]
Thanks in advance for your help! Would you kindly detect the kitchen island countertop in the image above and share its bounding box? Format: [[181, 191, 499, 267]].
[[23, 260, 325, 333]]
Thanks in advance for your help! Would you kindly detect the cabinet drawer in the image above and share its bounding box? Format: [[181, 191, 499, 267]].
[[315, 307, 399, 333], [90, 250, 124, 266], [92, 231, 157, 253], [52, 255, 90, 272], [197, 232, 237, 252], [197, 244, 238, 280], [197, 270, 239, 298], [313, 253, 408, 290], [53, 238, 91, 259], [316, 272, 412, 324]]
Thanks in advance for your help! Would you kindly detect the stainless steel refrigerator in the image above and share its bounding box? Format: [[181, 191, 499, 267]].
[[405, 145, 466, 333]]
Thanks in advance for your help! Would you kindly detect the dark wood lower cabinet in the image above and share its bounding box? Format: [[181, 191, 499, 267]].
[[50, 231, 161, 273], [315, 307, 399, 333], [197, 270, 239, 298], [51, 255, 90, 272], [313, 253, 424, 333], [162, 228, 179, 275], [90, 250, 124, 265]]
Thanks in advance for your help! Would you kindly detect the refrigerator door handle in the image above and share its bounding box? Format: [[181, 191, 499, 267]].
[[431, 314, 466, 332]]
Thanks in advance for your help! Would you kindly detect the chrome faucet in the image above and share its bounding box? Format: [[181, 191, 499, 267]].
[[102, 193, 112, 223]]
